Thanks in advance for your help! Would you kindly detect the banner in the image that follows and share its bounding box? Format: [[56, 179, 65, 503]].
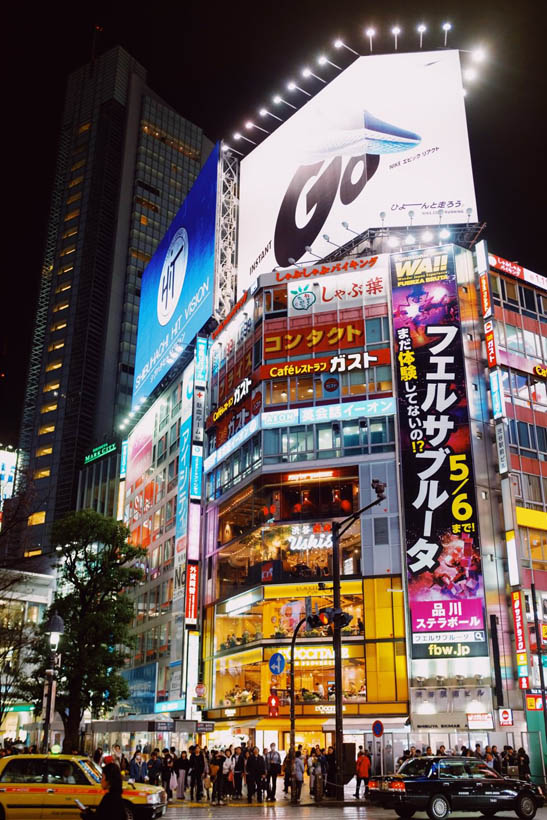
[[391, 245, 487, 659]]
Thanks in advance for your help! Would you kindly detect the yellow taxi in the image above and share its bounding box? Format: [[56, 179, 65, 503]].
[[0, 754, 167, 819]]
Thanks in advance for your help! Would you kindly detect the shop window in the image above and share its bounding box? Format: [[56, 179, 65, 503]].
[[365, 316, 389, 345]]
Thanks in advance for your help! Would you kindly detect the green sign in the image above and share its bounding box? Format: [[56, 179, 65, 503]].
[[6, 704, 34, 713], [84, 442, 117, 465]]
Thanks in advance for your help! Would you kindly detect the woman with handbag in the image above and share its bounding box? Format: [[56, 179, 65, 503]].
[[223, 749, 235, 801]]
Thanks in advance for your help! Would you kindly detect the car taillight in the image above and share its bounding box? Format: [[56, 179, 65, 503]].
[[368, 780, 379, 790], [389, 780, 406, 792]]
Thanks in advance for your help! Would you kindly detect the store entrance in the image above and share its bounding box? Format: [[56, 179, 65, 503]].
[[281, 730, 326, 753]]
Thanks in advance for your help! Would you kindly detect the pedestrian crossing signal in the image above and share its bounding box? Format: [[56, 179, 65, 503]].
[[268, 693, 279, 717]]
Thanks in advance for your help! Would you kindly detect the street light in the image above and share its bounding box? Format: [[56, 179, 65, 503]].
[[42, 611, 64, 753], [417, 23, 427, 49], [331, 479, 386, 799], [391, 26, 401, 50], [365, 27, 376, 52], [442, 22, 452, 47]]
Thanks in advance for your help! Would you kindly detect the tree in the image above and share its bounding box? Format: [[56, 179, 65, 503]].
[[0, 590, 35, 729], [19, 510, 145, 752]]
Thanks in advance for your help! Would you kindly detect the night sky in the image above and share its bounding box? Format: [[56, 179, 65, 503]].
[[2, 0, 545, 446]]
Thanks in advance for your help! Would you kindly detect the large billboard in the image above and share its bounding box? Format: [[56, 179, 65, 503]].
[[391, 245, 487, 660], [238, 51, 476, 291], [132, 144, 219, 408]]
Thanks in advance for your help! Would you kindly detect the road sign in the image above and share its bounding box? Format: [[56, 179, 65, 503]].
[[269, 652, 286, 675], [195, 683, 206, 697], [372, 719, 384, 738], [498, 708, 513, 726]]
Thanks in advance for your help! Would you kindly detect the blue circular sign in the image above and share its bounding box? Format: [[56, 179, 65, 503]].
[[372, 720, 384, 738], [269, 652, 286, 675]]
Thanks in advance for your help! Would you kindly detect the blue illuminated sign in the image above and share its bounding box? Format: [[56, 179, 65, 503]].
[[121, 662, 157, 715], [490, 370, 504, 419], [120, 439, 128, 479], [175, 364, 194, 554], [195, 337, 209, 387], [132, 144, 219, 408], [190, 445, 203, 500], [154, 698, 186, 713]]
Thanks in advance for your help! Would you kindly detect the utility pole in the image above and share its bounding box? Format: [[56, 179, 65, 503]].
[[331, 479, 386, 801]]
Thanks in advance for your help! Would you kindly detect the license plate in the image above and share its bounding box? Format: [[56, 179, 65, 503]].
[[381, 782, 388, 791]]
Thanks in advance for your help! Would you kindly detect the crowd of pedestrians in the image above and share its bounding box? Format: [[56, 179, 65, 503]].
[[397, 743, 531, 780]]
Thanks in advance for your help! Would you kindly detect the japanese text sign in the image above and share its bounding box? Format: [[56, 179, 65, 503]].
[[392, 245, 487, 659]]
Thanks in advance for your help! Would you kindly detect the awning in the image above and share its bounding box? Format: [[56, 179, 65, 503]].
[[86, 717, 174, 733], [322, 716, 409, 733], [256, 718, 325, 731]]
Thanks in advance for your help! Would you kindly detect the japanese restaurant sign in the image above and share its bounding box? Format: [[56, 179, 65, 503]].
[[287, 256, 388, 316], [391, 245, 488, 659]]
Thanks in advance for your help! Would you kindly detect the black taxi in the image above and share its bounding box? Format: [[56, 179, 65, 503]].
[[368, 756, 544, 820]]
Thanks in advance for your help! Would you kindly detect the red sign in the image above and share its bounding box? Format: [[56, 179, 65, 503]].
[[498, 708, 513, 726], [185, 562, 199, 623], [261, 562, 274, 583], [519, 677, 529, 690], [526, 695, 544, 710], [268, 693, 280, 717], [479, 272, 492, 319], [259, 348, 390, 379], [511, 590, 526, 653], [484, 320, 498, 368], [489, 253, 547, 292]]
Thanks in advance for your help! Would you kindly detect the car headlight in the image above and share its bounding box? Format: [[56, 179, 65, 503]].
[[146, 793, 161, 804]]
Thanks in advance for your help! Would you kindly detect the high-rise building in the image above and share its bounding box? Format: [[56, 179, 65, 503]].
[[17, 46, 212, 559]]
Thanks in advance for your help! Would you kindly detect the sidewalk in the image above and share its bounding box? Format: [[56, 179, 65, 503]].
[[169, 782, 364, 808]]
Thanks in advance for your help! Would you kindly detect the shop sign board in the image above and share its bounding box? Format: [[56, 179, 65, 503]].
[[391, 245, 488, 660], [197, 721, 215, 732], [185, 562, 199, 625], [467, 712, 494, 730], [488, 254, 547, 293], [287, 257, 389, 316], [498, 708, 514, 726], [84, 442, 116, 465], [411, 713, 467, 730], [259, 349, 386, 380]]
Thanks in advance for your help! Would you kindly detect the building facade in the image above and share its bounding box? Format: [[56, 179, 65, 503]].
[[18, 46, 212, 562]]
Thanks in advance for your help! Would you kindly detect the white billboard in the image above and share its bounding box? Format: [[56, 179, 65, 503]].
[[238, 50, 476, 292]]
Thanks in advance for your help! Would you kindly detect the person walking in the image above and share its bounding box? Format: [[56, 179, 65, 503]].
[[222, 749, 235, 801], [355, 749, 371, 799], [293, 750, 305, 802], [146, 751, 162, 787], [283, 747, 294, 797], [129, 751, 148, 784], [517, 748, 531, 781], [189, 745, 206, 801], [246, 746, 266, 803], [162, 754, 177, 801], [79, 762, 127, 819], [265, 742, 281, 801], [175, 750, 190, 799], [233, 746, 244, 799]]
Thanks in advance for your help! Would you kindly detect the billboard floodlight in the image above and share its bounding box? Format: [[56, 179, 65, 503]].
[[417, 23, 427, 48], [302, 67, 326, 83], [273, 95, 297, 109], [463, 67, 478, 82], [421, 229, 434, 242], [233, 132, 242, 140], [472, 47, 486, 62], [287, 81, 311, 96], [246, 121, 269, 134], [392, 26, 401, 49], [442, 22, 452, 46], [439, 228, 451, 239], [318, 54, 341, 70], [388, 235, 400, 248], [405, 234, 415, 245], [333, 38, 359, 55], [365, 27, 376, 52], [259, 107, 283, 122]]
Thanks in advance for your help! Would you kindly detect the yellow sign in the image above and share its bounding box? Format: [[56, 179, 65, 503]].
[[264, 580, 362, 599], [517, 652, 528, 666]]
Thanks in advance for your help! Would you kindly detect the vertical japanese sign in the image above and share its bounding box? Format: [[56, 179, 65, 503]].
[[511, 589, 529, 683], [391, 245, 488, 659], [174, 362, 194, 600]]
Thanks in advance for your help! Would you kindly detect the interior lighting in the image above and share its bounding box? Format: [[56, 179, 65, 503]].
[[365, 27, 376, 52], [391, 26, 401, 49]]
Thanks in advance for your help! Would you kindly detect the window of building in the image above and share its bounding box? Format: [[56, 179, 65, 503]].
[[50, 320, 67, 332], [66, 193, 81, 206], [38, 424, 55, 435], [140, 215, 148, 226], [61, 227, 78, 240], [45, 360, 62, 372], [78, 122, 91, 134], [36, 445, 53, 457], [47, 340, 64, 352], [55, 283, 71, 295], [130, 248, 151, 264], [52, 301, 69, 313], [68, 175, 84, 189], [34, 468, 51, 480], [64, 209, 80, 222], [28, 511, 46, 526], [135, 196, 159, 213], [70, 159, 86, 171], [42, 381, 60, 393], [40, 403, 57, 414], [59, 245, 76, 257]]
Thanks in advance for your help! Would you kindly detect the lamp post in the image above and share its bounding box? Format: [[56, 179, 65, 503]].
[[331, 479, 386, 800], [41, 611, 64, 753], [289, 617, 308, 805]]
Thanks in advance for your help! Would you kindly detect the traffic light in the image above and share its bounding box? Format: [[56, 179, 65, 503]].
[[371, 478, 386, 500], [268, 692, 280, 717], [306, 607, 352, 630]]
